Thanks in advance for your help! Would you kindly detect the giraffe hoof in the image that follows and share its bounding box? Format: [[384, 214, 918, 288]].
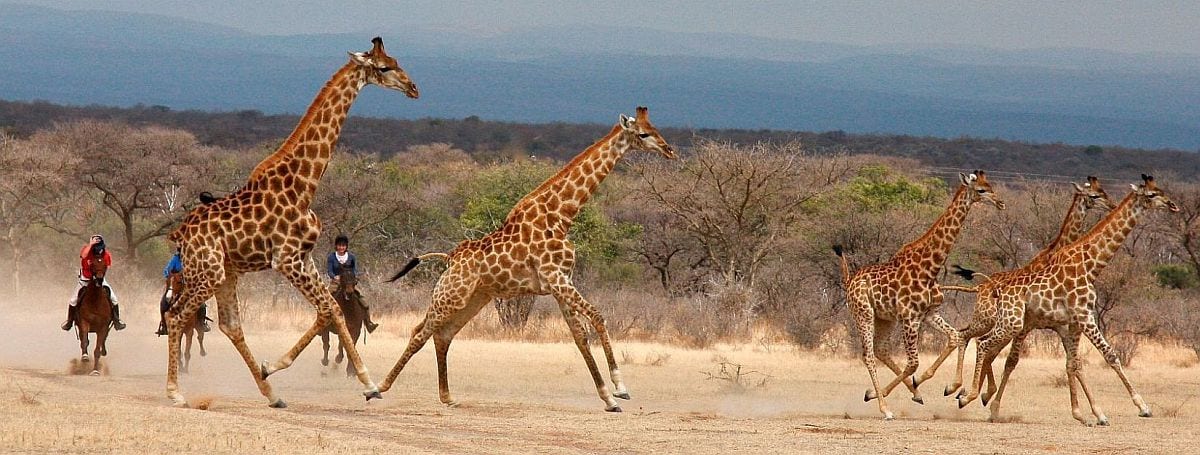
[[364, 390, 383, 401], [882, 412, 895, 421], [443, 400, 460, 408], [614, 391, 631, 400], [1097, 417, 1110, 426], [259, 361, 273, 379], [911, 396, 924, 405], [864, 390, 877, 402], [269, 398, 287, 409], [606, 406, 623, 413], [957, 397, 969, 409], [1139, 410, 1152, 418], [943, 385, 958, 396]]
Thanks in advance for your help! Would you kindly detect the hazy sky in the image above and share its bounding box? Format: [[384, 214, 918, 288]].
[[14, 1, 1200, 54]]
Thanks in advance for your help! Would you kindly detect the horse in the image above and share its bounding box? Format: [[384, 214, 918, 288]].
[[73, 252, 112, 375], [165, 271, 207, 373], [320, 268, 366, 377]]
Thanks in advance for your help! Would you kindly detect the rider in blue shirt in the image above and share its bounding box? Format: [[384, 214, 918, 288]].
[[156, 248, 211, 335], [327, 235, 378, 333]]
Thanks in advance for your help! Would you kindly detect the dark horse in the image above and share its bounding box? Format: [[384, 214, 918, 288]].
[[320, 268, 365, 377], [73, 252, 112, 375], [165, 272, 208, 373]]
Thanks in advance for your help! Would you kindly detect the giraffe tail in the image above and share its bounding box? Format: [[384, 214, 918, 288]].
[[940, 285, 979, 293], [832, 245, 850, 288], [387, 253, 450, 283], [951, 265, 991, 282]]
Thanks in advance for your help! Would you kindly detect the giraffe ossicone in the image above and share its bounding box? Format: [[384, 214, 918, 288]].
[[163, 37, 417, 408]]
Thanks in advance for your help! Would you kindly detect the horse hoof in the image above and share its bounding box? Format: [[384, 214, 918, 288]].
[[614, 391, 631, 400], [269, 399, 287, 409], [606, 406, 623, 413], [81, 355, 90, 362], [364, 390, 382, 401], [444, 400, 460, 408], [89, 370, 100, 376], [321, 359, 329, 367]]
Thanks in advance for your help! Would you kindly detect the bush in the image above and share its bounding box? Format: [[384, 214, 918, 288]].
[[1154, 264, 1198, 289]]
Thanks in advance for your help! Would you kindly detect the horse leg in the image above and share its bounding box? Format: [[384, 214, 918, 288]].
[[92, 329, 107, 375], [320, 329, 331, 367], [79, 324, 90, 362]]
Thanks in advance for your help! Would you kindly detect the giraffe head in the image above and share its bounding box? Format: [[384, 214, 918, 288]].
[[959, 170, 1005, 210], [1073, 175, 1117, 211], [348, 37, 419, 98], [618, 106, 676, 159], [1131, 174, 1180, 213]]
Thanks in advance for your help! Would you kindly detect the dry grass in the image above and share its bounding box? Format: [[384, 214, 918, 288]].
[[4, 288, 1200, 453]]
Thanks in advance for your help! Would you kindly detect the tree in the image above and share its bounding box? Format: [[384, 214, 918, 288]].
[[633, 140, 852, 288], [0, 135, 78, 291], [30, 120, 215, 263]]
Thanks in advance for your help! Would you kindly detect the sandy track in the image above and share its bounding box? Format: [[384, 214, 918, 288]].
[[2, 308, 1199, 454]]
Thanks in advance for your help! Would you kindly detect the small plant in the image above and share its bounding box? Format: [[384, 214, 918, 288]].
[[701, 361, 771, 391], [15, 382, 42, 406], [1159, 395, 1193, 418]]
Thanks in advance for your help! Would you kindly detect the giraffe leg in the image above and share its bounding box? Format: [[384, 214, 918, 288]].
[[986, 329, 1030, 421], [263, 257, 379, 400], [210, 274, 283, 407], [855, 318, 893, 420], [165, 276, 217, 407], [958, 326, 1012, 409], [1059, 325, 1096, 426], [433, 293, 491, 407], [945, 320, 989, 397], [913, 313, 961, 394], [546, 273, 630, 401], [1080, 315, 1151, 418], [878, 318, 923, 402], [378, 311, 439, 394], [865, 319, 920, 402], [551, 289, 622, 412]]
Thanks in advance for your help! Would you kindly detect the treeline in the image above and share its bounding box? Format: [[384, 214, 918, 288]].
[[3, 110, 1200, 357], [2, 99, 1199, 182]]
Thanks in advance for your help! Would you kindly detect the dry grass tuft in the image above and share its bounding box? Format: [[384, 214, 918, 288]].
[[700, 361, 771, 391], [988, 414, 1025, 424], [1043, 373, 1070, 388], [1158, 395, 1193, 418], [14, 382, 41, 406]]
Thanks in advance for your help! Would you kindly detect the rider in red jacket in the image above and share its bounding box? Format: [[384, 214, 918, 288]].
[[62, 235, 126, 331]]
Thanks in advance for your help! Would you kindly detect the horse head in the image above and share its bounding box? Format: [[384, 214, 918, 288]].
[[336, 268, 358, 296], [88, 253, 108, 287]]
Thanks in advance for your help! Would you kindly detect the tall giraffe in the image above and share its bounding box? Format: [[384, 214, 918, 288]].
[[914, 176, 1116, 397], [833, 171, 1004, 420], [958, 175, 1178, 425], [379, 107, 675, 412], [163, 37, 418, 408]]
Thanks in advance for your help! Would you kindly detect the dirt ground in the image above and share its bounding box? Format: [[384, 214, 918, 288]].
[[2, 296, 1199, 454]]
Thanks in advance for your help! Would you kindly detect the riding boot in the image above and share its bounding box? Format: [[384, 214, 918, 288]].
[[363, 306, 379, 333], [198, 304, 212, 332], [155, 315, 167, 336], [61, 305, 78, 331], [111, 304, 127, 331]]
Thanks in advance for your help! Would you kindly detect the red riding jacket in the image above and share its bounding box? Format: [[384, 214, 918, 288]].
[[80, 244, 112, 279]]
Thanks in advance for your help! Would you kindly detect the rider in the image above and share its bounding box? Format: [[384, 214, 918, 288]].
[[155, 247, 211, 336], [327, 235, 378, 333], [62, 234, 126, 331]]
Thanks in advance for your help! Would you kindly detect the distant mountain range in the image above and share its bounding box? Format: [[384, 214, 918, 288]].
[[2, 3, 1198, 150]]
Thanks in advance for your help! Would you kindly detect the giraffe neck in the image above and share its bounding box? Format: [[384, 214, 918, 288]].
[[509, 125, 629, 228], [1028, 192, 1089, 266], [1072, 191, 1144, 279], [894, 184, 974, 276], [246, 62, 367, 207]]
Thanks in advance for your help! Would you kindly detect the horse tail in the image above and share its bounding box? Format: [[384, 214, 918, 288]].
[[832, 245, 851, 289], [388, 253, 450, 283]]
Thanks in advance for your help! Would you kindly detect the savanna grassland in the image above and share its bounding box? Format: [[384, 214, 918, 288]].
[[2, 284, 1200, 454]]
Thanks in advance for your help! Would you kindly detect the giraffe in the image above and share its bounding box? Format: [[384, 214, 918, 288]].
[[833, 170, 1004, 420], [379, 107, 675, 412], [913, 176, 1116, 398], [957, 175, 1179, 425], [163, 37, 418, 408]]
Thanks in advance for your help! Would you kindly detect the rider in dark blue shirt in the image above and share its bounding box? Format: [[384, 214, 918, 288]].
[[156, 248, 211, 335], [327, 235, 378, 333]]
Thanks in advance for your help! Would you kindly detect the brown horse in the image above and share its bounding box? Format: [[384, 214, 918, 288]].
[[165, 272, 207, 373], [320, 268, 365, 377], [73, 252, 112, 375]]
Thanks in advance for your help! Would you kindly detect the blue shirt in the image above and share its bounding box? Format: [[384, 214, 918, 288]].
[[163, 253, 183, 278], [327, 251, 358, 278]]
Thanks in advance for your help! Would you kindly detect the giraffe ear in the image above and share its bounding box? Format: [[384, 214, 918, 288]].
[[1130, 183, 1140, 192], [619, 114, 637, 131], [1072, 182, 1087, 193], [959, 173, 972, 186]]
